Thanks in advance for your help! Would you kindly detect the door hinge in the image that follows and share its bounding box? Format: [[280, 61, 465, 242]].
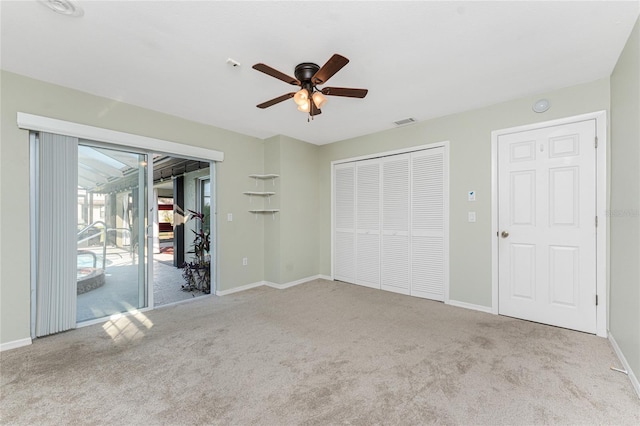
[[595, 216, 598, 227], [596, 295, 599, 306], [595, 136, 598, 149]]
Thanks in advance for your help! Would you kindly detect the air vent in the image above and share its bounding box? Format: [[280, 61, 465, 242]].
[[393, 118, 417, 126]]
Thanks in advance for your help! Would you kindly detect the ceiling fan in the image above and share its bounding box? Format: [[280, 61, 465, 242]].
[[252, 53, 368, 118]]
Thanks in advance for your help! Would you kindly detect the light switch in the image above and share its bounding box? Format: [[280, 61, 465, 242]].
[[468, 191, 476, 201], [468, 211, 476, 222], [227, 213, 233, 222]]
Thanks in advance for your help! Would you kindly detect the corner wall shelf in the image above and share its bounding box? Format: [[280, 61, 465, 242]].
[[249, 174, 279, 186], [248, 209, 280, 220], [243, 191, 275, 205], [246, 174, 280, 218]]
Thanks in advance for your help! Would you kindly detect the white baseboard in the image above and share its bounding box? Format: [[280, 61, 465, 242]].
[[154, 294, 214, 310], [318, 274, 333, 281], [217, 275, 325, 296], [447, 299, 493, 314], [265, 274, 322, 290], [608, 332, 640, 399], [0, 337, 32, 352], [215, 281, 265, 296]]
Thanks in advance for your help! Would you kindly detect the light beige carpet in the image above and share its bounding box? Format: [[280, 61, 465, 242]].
[[1, 279, 638, 425]]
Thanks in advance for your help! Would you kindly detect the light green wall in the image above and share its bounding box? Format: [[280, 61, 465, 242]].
[[264, 135, 319, 284], [279, 135, 319, 284], [318, 78, 611, 307], [0, 71, 266, 344], [610, 17, 640, 378], [263, 136, 281, 284]]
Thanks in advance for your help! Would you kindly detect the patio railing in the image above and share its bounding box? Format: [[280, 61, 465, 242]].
[[77, 221, 133, 270]]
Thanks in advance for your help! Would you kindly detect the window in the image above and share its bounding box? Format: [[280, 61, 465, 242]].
[[198, 178, 211, 233]]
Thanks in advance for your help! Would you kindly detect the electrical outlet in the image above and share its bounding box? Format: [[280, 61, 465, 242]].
[[242, 257, 248, 266], [227, 213, 233, 222], [468, 211, 476, 222]]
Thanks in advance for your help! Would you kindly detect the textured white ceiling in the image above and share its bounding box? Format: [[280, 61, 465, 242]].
[[1, 1, 638, 145]]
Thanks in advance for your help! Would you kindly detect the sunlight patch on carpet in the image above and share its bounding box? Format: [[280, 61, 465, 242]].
[[102, 310, 153, 342]]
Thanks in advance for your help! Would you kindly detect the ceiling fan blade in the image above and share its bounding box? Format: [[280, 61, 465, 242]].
[[256, 93, 295, 109], [321, 87, 368, 98], [252, 63, 300, 86], [312, 54, 349, 85]]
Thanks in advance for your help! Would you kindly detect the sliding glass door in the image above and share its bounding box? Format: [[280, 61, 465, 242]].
[[31, 133, 217, 333], [25, 115, 222, 337], [76, 144, 148, 322]]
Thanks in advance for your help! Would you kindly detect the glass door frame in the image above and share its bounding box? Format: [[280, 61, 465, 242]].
[[149, 160, 216, 301], [73, 144, 219, 318], [77, 140, 152, 324], [145, 155, 155, 308]]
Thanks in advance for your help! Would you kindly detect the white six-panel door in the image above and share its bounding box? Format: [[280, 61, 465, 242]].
[[333, 146, 447, 302], [498, 120, 597, 333]]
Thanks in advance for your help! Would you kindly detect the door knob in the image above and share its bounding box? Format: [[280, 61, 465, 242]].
[[501, 231, 510, 238]]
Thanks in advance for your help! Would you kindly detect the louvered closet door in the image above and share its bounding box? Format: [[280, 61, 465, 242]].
[[334, 163, 356, 283], [411, 148, 446, 301], [355, 159, 381, 289], [380, 154, 410, 294]]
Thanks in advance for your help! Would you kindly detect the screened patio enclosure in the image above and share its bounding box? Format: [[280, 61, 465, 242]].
[[76, 143, 210, 323]]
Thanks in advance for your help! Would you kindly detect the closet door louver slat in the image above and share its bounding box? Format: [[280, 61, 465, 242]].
[[355, 160, 381, 289], [381, 154, 410, 294], [334, 163, 356, 283], [411, 149, 445, 301]]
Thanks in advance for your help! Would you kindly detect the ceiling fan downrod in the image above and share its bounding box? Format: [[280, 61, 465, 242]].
[[295, 63, 320, 120]]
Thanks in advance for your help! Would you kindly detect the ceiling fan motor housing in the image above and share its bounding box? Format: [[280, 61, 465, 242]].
[[294, 63, 320, 83]]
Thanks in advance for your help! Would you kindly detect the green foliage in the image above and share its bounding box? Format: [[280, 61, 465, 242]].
[[181, 209, 211, 294], [202, 204, 211, 233], [161, 210, 174, 225]]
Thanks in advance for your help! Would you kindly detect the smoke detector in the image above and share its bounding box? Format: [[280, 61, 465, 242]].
[[38, 0, 84, 17], [226, 58, 241, 68], [532, 99, 550, 113]]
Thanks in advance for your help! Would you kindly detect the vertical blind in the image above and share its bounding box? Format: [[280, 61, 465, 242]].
[[35, 132, 78, 337]]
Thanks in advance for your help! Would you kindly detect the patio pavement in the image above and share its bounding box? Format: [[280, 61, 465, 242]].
[[77, 248, 205, 323]]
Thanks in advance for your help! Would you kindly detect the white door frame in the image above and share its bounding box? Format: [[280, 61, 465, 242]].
[[491, 111, 607, 337]]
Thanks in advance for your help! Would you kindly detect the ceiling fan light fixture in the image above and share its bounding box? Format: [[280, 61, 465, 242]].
[[293, 89, 309, 106], [253, 54, 367, 119], [312, 91, 327, 109], [297, 100, 310, 113]]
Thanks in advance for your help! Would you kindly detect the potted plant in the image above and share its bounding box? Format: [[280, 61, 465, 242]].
[[181, 209, 211, 294]]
